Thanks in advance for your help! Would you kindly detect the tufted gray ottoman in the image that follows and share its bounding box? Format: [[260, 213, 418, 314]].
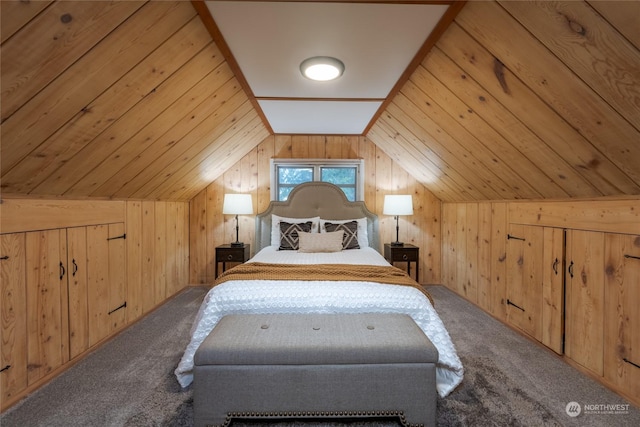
[[193, 313, 438, 427]]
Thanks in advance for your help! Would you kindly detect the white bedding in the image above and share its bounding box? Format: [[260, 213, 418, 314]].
[[175, 247, 464, 397]]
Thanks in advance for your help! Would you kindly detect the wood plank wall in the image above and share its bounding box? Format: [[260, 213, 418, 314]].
[[190, 134, 442, 285], [441, 197, 640, 321], [0, 198, 190, 322]]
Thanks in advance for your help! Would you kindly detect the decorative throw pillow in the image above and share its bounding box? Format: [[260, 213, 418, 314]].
[[320, 218, 369, 248], [279, 221, 313, 250], [271, 215, 320, 247], [323, 221, 360, 250], [298, 231, 344, 253]]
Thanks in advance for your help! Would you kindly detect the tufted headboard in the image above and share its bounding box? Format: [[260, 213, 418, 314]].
[[255, 182, 380, 253]]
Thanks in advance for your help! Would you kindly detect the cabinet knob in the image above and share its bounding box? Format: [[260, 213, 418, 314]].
[[227, 254, 234, 260], [402, 254, 408, 260]]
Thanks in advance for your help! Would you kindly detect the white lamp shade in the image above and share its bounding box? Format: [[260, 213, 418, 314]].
[[383, 195, 413, 216], [222, 194, 253, 215]]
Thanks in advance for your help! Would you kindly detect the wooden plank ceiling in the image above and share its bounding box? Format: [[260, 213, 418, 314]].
[[1, 1, 639, 203], [1, 0, 270, 202], [368, 0, 640, 201]]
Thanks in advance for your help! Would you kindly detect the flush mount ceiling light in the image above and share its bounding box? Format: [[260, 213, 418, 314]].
[[300, 56, 345, 81]]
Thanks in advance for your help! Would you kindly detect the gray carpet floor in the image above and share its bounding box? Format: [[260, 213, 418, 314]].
[[1, 285, 638, 426]]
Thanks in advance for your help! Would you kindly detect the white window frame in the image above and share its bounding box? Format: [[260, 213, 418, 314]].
[[270, 158, 365, 201]]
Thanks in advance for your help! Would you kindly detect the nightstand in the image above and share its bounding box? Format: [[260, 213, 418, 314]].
[[384, 243, 419, 283], [215, 244, 250, 278]]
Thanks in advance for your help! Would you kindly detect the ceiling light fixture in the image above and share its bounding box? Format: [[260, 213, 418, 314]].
[[300, 56, 345, 81]]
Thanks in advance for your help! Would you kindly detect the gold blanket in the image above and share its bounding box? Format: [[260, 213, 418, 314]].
[[214, 262, 434, 306]]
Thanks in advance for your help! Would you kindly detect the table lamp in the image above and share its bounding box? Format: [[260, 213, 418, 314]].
[[222, 194, 253, 247], [383, 195, 413, 246]]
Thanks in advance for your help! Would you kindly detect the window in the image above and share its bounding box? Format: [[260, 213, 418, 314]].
[[271, 159, 364, 201]]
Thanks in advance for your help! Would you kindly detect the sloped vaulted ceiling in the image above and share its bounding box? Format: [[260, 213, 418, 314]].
[[1, 1, 639, 203], [1, 0, 270, 202], [368, 0, 640, 202]]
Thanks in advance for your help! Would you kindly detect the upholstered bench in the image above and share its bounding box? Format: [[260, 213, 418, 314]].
[[193, 313, 439, 427]]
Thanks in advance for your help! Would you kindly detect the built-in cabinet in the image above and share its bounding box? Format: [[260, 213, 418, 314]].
[[506, 227, 640, 402], [603, 233, 640, 402], [1, 223, 127, 404], [441, 198, 640, 406], [69, 224, 127, 357], [1, 198, 190, 412]]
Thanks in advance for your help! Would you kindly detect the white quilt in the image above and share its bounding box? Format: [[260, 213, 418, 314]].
[[175, 248, 464, 397]]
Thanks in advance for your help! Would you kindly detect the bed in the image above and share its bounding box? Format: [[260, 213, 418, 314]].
[[175, 182, 463, 423]]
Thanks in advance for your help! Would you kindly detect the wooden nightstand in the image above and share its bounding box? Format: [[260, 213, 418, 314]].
[[384, 243, 419, 283], [215, 244, 250, 278]]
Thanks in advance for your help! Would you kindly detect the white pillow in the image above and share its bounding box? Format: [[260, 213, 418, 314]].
[[298, 231, 344, 253], [320, 217, 369, 248], [271, 215, 320, 247]]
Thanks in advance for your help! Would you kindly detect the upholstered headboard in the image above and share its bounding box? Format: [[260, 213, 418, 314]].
[[255, 182, 379, 253]]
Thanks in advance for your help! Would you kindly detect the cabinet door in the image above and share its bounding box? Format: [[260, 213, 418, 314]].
[[565, 230, 604, 376], [25, 230, 69, 384], [87, 224, 127, 347], [604, 233, 640, 401], [67, 227, 88, 360], [107, 223, 126, 334], [87, 225, 110, 346], [1, 233, 28, 405], [542, 228, 565, 354], [506, 224, 544, 341]]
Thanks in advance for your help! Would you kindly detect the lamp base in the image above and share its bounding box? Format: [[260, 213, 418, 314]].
[[390, 241, 404, 247], [230, 242, 245, 248]]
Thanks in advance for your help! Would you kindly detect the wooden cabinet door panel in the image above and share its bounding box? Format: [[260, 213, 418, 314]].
[[542, 227, 565, 354], [506, 224, 526, 332], [25, 230, 67, 384], [108, 223, 126, 334], [604, 233, 640, 400], [87, 225, 110, 346], [67, 227, 88, 360], [566, 230, 604, 376], [1, 233, 28, 403], [506, 224, 544, 341], [86, 223, 127, 346]]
